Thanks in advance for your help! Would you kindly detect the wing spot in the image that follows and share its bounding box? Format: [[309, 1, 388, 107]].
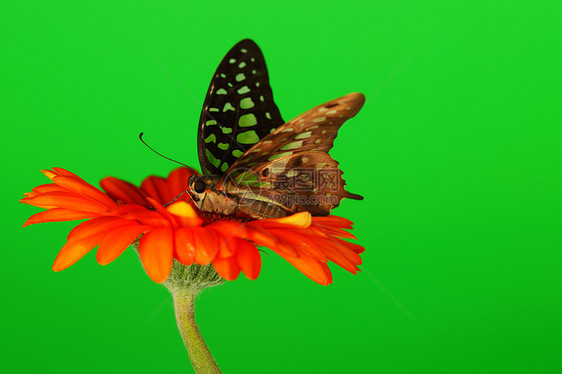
[[259, 95, 265, 102], [220, 73, 227, 78], [220, 162, 229, 172], [252, 69, 256, 74], [238, 62, 246, 68], [236, 73, 246, 82], [209, 108, 219, 112], [295, 131, 312, 139], [241, 48, 248, 53], [240, 97, 255, 109], [280, 141, 303, 151], [237, 86, 251, 94], [265, 112, 272, 119], [222, 127, 233, 134], [218, 142, 229, 150], [255, 82, 260, 87], [307, 125, 319, 130], [268, 152, 292, 161], [223, 102, 235, 112], [206, 149, 220, 168], [237, 130, 260, 144], [314, 139, 322, 144], [251, 57, 255, 62], [321, 130, 327, 134], [239, 113, 258, 127], [232, 150, 244, 158], [281, 127, 294, 133], [313, 117, 326, 123], [204, 134, 217, 143], [229, 58, 236, 64], [216, 88, 227, 95], [326, 110, 337, 115], [206, 120, 217, 126]]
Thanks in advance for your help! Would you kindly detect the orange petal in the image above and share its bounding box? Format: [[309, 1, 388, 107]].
[[167, 167, 196, 199], [52, 176, 116, 208], [192, 227, 220, 265], [265, 229, 300, 258], [206, 220, 248, 241], [212, 256, 241, 281], [218, 239, 233, 258], [146, 197, 178, 228], [113, 204, 170, 228], [41, 169, 58, 180], [275, 231, 326, 262], [335, 238, 365, 254], [174, 227, 196, 265], [314, 237, 359, 274], [138, 227, 174, 283], [141, 176, 170, 205], [244, 225, 278, 249], [311, 215, 354, 229], [234, 239, 261, 280], [67, 216, 136, 242], [100, 177, 150, 207], [96, 224, 148, 265], [32, 184, 67, 194], [311, 225, 357, 239], [212, 230, 238, 258], [291, 225, 329, 238], [52, 167, 87, 182], [23, 208, 100, 227], [53, 232, 108, 271], [274, 250, 332, 286], [22, 192, 110, 213]]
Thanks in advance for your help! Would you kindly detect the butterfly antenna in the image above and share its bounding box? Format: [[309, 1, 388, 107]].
[[163, 190, 195, 207], [139, 132, 191, 168]]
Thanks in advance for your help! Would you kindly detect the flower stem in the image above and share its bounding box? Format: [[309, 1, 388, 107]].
[[172, 291, 222, 374]]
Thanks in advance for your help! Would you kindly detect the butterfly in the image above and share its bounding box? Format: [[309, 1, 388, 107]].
[[187, 39, 364, 220]]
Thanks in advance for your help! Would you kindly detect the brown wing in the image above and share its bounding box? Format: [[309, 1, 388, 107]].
[[220, 93, 365, 216]]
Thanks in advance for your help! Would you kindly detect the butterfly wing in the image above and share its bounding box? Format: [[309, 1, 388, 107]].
[[221, 92, 365, 216], [198, 39, 285, 176]]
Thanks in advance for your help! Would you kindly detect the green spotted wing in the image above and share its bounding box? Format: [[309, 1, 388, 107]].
[[198, 39, 285, 176], [221, 93, 365, 216]]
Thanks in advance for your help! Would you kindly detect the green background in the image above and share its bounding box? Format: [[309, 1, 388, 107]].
[[2, 1, 560, 373]]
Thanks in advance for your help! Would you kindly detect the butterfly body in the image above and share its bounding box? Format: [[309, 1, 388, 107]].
[[190, 39, 363, 220], [188, 174, 292, 220]]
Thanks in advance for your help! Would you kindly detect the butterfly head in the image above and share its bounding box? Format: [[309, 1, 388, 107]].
[[187, 174, 222, 202], [188, 174, 218, 199]]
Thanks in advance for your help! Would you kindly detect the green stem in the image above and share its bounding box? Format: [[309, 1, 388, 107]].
[[172, 291, 222, 374]]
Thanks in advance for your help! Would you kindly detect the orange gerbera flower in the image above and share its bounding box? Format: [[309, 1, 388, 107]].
[[21, 167, 363, 285]]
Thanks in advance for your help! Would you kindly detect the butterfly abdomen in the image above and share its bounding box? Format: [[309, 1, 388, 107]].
[[236, 197, 289, 219]]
